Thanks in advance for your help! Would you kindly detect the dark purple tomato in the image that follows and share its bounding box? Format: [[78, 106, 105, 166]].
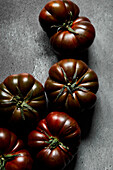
[[0, 73, 46, 130], [28, 111, 81, 170], [0, 128, 33, 170], [50, 17, 95, 56], [45, 59, 99, 118]]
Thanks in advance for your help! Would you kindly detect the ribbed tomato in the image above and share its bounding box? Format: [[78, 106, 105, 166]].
[[45, 59, 99, 118], [50, 17, 95, 56], [0, 128, 33, 170], [28, 111, 81, 170], [39, 0, 79, 37], [0, 73, 46, 131]]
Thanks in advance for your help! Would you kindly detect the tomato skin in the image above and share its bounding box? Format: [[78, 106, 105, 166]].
[[0, 128, 33, 170], [28, 111, 81, 170], [39, 0, 79, 36], [50, 17, 95, 56], [45, 59, 99, 118], [0, 73, 46, 131]]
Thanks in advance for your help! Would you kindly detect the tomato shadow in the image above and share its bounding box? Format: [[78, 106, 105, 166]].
[[76, 107, 95, 139], [64, 154, 78, 170], [63, 107, 95, 170], [56, 49, 89, 65]]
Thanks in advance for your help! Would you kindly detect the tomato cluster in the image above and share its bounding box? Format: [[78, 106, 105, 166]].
[[39, 0, 95, 57], [0, 0, 99, 170]]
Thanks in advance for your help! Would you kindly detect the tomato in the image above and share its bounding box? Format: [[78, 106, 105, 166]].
[[50, 17, 95, 56], [45, 59, 99, 118], [0, 73, 46, 131], [39, 0, 79, 37], [28, 111, 81, 170], [0, 128, 33, 170]]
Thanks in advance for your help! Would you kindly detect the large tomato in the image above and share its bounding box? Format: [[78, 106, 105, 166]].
[[0, 73, 46, 131], [0, 128, 33, 170], [45, 59, 99, 118], [28, 111, 81, 170], [39, 0, 80, 37], [50, 16, 95, 56]]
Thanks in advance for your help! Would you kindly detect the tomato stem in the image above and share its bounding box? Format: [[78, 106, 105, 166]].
[[1, 86, 38, 120], [51, 11, 78, 34], [48, 137, 69, 150], [55, 67, 88, 101], [66, 26, 78, 34], [0, 153, 21, 170], [41, 130, 69, 150]]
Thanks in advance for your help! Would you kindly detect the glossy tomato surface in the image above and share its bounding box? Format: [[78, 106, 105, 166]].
[[50, 17, 95, 56], [45, 59, 99, 117], [0, 128, 33, 170], [28, 111, 81, 170], [0, 73, 46, 130], [39, 0, 79, 36]]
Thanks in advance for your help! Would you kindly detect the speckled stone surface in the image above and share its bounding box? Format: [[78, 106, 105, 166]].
[[0, 0, 113, 170]]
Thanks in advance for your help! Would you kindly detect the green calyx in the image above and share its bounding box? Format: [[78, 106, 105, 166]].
[[56, 67, 88, 101], [46, 136, 69, 150], [2, 86, 37, 120], [0, 153, 21, 170], [51, 12, 78, 34], [42, 130, 69, 150]]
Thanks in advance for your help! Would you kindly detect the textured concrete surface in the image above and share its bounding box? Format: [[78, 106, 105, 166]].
[[0, 0, 113, 170]]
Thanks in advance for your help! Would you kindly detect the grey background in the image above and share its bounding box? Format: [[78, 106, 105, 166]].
[[0, 0, 113, 170]]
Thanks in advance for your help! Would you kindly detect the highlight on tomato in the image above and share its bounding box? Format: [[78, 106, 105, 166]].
[[28, 111, 81, 170], [45, 59, 99, 118]]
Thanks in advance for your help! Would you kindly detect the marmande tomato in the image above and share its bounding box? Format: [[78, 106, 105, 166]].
[[39, 0, 79, 37], [0, 128, 33, 170], [28, 111, 81, 170], [45, 59, 99, 118], [0, 73, 46, 130], [50, 16, 95, 56]]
